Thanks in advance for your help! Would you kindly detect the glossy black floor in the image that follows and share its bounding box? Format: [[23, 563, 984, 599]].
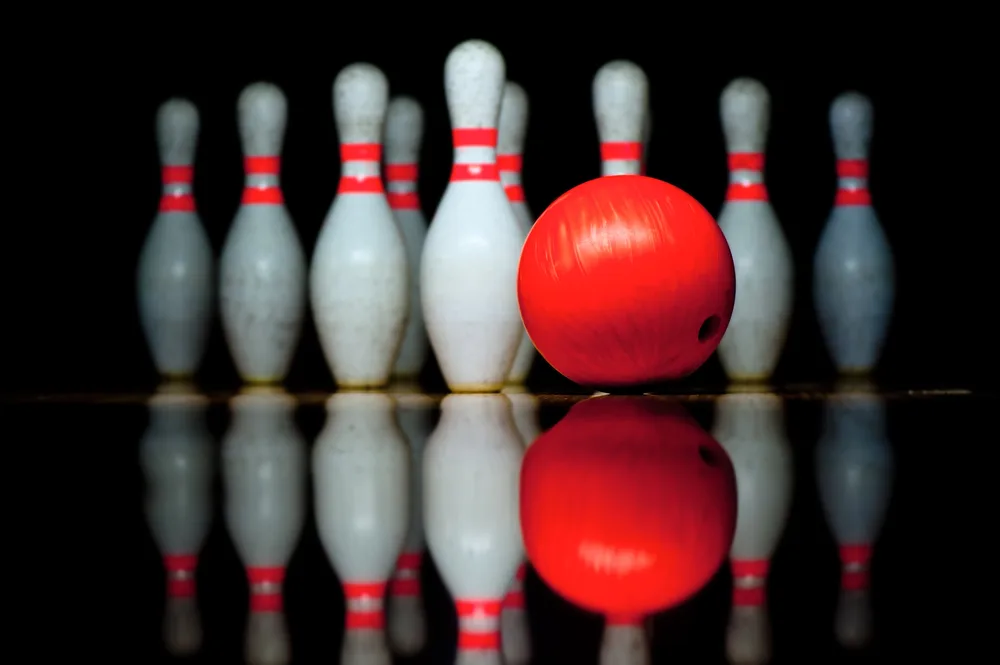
[[11, 388, 985, 663]]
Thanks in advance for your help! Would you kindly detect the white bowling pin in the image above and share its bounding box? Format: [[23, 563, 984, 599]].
[[386, 388, 436, 655], [424, 394, 524, 665], [716, 78, 794, 382], [385, 97, 430, 381], [314, 392, 408, 665], [137, 99, 213, 379], [311, 64, 409, 389], [600, 618, 650, 665], [712, 391, 793, 665], [222, 388, 307, 665], [220, 82, 307, 384], [816, 387, 893, 649], [497, 81, 536, 386], [593, 61, 648, 176], [814, 92, 894, 376], [420, 40, 525, 393], [139, 386, 213, 656]]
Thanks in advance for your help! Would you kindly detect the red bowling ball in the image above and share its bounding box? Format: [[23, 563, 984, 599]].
[[517, 175, 735, 387], [520, 396, 737, 618]]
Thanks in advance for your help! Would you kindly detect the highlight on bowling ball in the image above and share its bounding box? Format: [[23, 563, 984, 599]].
[[520, 396, 737, 619], [517, 175, 736, 388]]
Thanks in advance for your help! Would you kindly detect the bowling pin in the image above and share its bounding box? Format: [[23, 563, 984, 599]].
[[716, 78, 794, 382], [311, 64, 409, 389], [314, 392, 408, 665], [593, 60, 648, 176], [421, 40, 525, 393], [386, 387, 436, 655], [600, 618, 650, 665], [497, 81, 536, 386], [816, 385, 893, 649], [712, 391, 793, 665], [424, 394, 524, 665], [139, 386, 213, 656], [814, 92, 895, 376], [137, 99, 213, 380], [385, 97, 430, 380], [220, 82, 306, 385], [222, 388, 307, 665]]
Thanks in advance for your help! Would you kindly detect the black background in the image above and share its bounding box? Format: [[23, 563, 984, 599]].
[[8, 29, 988, 394]]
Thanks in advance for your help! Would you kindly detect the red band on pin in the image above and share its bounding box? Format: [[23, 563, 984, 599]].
[[839, 544, 872, 566], [514, 564, 526, 581], [841, 569, 871, 591], [600, 142, 642, 161], [503, 590, 525, 608], [385, 164, 418, 181], [835, 188, 871, 206], [164, 554, 197, 572], [247, 566, 285, 585], [340, 143, 381, 162], [162, 165, 193, 183], [250, 592, 282, 612], [497, 154, 522, 172], [451, 163, 499, 182], [338, 175, 384, 194], [346, 610, 385, 629], [458, 630, 500, 650], [242, 187, 284, 204], [159, 193, 196, 212], [167, 578, 196, 598], [453, 128, 497, 147], [836, 159, 869, 178], [733, 585, 766, 607], [244, 156, 280, 174], [387, 192, 420, 210], [396, 552, 422, 570], [504, 184, 525, 202], [726, 182, 769, 201], [728, 152, 765, 171], [344, 581, 386, 599], [606, 614, 642, 626], [390, 577, 420, 596], [731, 559, 769, 579], [456, 600, 502, 617]]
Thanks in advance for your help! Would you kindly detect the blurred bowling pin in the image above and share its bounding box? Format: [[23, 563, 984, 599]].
[[314, 392, 408, 665], [220, 82, 307, 384], [385, 97, 430, 380], [814, 92, 895, 376], [716, 78, 793, 382], [601, 617, 650, 665], [593, 60, 648, 176], [641, 105, 652, 175], [497, 81, 536, 385], [421, 40, 525, 393], [139, 386, 213, 656], [713, 391, 793, 665], [424, 394, 524, 665], [138, 99, 214, 380], [386, 387, 436, 655], [311, 64, 409, 389], [816, 384, 893, 649], [222, 388, 307, 665]]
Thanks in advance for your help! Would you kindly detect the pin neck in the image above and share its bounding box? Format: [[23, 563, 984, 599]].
[[600, 141, 642, 176], [835, 158, 871, 206], [344, 581, 386, 630], [839, 543, 872, 590], [163, 554, 197, 597], [455, 599, 502, 652], [159, 165, 196, 212], [338, 143, 384, 195], [725, 152, 768, 202], [385, 163, 421, 210], [247, 565, 285, 613], [502, 563, 527, 609], [389, 551, 422, 596], [450, 128, 499, 182], [498, 153, 525, 201], [242, 156, 284, 205]]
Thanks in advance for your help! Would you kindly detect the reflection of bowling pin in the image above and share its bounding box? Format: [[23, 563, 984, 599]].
[[497, 81, 536, 386], [816, 387, 893, 649], [593, 60, 648, 176], [137, 99, 213, 380], [222, 389, 307, 665], [502, 385, 541, 447], [716, 78, 793, 382], [385, 97, 430, 380], [314, 392, 408, 665], [600, 617, 650, 665], [424, 394, 524, 665], [814, 92, 894, 376], [387, 388, 436, 655], [713, 391, 793, 665], [421, 40, 524, 393], [220, 82, 307, 384], [139, 387, 213, 656], [311, 63, 409, 389]]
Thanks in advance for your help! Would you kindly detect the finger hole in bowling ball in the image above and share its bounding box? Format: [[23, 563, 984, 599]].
[[698, 445, 718, 467], [698, 316, 721, 342]]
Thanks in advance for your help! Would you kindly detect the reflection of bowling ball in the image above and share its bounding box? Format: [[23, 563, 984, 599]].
[[520, 396, 737, 617], [517, 175, 735, 388]]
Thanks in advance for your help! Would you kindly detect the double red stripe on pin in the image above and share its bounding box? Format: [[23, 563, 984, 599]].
[[835, 159, 871, 206], [164, 554, 197, 597], [345, 581, 386, 629], [248, 566, 284, 612], [839, 544, 872, 590], [338, 143, 384, 194], [498, 154, 525, 202], [601, 142, 642, 161], [451, 128, 499, 182], [389, 552, 422, 596], [725, 152, 769, 201], [456, 600, 501, 650], [242, 155, 284, 205], [159, 166, 196, 212], [385, 164, 421, 209]]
